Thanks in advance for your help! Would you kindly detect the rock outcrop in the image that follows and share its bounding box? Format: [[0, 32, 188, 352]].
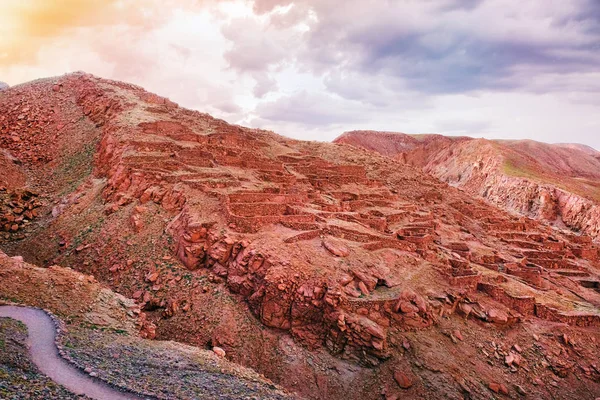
[[336, 131, 600, 239], [1, 74, 599, 400]]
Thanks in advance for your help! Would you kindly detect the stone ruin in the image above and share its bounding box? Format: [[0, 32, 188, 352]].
[[2, 74, 599, 369]]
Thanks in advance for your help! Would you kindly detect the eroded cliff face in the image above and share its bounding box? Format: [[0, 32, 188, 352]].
[[336, 131, 600, 240], [555, 190, 600, 236], [1, 75, 600, 400], [430, 140, 600, 239]]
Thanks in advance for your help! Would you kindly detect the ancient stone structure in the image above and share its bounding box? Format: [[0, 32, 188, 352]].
[[1, 74, 599, 399]]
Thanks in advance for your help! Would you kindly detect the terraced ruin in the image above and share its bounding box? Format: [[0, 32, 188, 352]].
[[1, 73, 599, 399]]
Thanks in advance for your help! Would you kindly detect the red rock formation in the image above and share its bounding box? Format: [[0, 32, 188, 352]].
[[336, 131, 600, 239], [1, 74, 599, 399]]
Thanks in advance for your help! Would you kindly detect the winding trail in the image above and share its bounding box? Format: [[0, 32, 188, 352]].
[[0, 305, 148, 400]]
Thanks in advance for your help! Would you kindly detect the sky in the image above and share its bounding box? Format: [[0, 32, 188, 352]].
[[1, 0, 599, 148]]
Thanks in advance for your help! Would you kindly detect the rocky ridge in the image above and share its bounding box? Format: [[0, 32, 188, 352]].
[[0, 74, 599, 399], [335, 131, 600, 239]]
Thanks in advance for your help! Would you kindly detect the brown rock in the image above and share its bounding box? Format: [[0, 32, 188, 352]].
[[339, 274, 354, 286], [458, 302, 473, 317], [413, 295, 427, 313], [393, 371, 413, 389], [505, 353, 515, 366], [515, 385, 526, 396], [322, 237, 350, 257], [146, 271, 159, 283], [213, 346, 226, 358], [452, 329, 464, 341], [358, 281, 370, 296], [489, 382, 508, 395], [365, 322, 385, 340], [513, 344, 522, 353], [399, 288, 417, 301], [487, 308, 508, 324], [399, 301, 419, 314]]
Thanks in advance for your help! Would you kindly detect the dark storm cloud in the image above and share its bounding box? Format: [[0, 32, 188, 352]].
[[224, 1, 600, 98], [363, 36, 599, 94], [294, 0, 600, 95]]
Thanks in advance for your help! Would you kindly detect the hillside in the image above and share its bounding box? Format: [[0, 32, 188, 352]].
[[0, 250, 290, 399], [336, 131, 600, 239], [1, 73, 600, 399]]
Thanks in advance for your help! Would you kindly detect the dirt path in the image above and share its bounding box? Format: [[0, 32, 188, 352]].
[[0, 305, 149, 400]]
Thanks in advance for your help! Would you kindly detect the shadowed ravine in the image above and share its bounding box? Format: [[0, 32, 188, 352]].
[[0, 306, 147, 400]]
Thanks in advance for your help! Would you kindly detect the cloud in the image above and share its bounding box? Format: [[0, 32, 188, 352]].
[[252, 0, 293, 14], [222, 17, 287, 72], [438, 0, 485, 11], [220, 10, 307, 97], [0, 1, 251, 123], [229, 0, 600, 96], [255, 91, 369, 125], [218, 0, 600, 147], [0, 0, 127, 64], [252, 72, 278, 97], [322, 70, 433, 110], [0, 0, 209, 65], [433, 118, 492, 136]]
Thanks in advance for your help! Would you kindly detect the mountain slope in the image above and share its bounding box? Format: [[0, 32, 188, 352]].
[[336, 131, 600, 238], [1, 74, 600, 399], [0, 250, 292, 399]]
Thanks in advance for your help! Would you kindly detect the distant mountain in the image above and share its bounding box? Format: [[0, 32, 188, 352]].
[[336, 131, 600, 237], [0, 81, 9, 91], [554, 142, 600, 157]]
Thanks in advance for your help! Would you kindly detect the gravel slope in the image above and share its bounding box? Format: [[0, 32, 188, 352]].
[[60, 324, 293, 400]]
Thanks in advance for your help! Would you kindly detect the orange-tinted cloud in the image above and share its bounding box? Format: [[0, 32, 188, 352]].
[[0, 0, 210, 65]]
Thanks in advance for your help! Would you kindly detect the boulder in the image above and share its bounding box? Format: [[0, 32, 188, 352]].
[[393, 370, 414, 389], [398, 301, 419, 314], [487, 308, 508, 324], [489, 382, 508, 395], [213, 346, 226, 358], [323, 237, 350, 257]]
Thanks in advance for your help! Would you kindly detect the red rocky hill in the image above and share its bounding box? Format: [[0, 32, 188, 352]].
[[336, 131, 600, 239], [1, 74, 600, 399]]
